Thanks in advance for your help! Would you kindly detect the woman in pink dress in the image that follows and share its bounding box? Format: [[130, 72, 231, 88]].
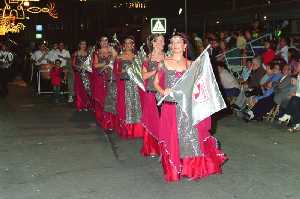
[[72, 40, 93, 111], [114, 36, 145, 138], [92, 36, 117, 129], [140, 34, 165, 156], [154, 34, 227, 182]]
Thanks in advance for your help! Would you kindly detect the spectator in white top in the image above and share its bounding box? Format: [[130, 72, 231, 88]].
[[276, 38, 289, 64], [47, 43, 58, 63], [31, 43, 49, 67], [218, 62, 240, 97], [0, 43, 14, 97], [55, 42, 70, 67]]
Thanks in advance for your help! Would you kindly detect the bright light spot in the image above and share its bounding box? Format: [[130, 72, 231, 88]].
[[24, 1, 30, 7], [137, 29, 141, 32], [178, 8, 183, 15], [216, 20, 220, 24], [263, 16, 267, 20], [125, 24, 129, 26], [35, 33, 42, 39]]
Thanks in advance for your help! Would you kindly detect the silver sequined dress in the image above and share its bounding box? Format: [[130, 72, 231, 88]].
[[75, 55, 91, 96], [164, 68, 202, 158]]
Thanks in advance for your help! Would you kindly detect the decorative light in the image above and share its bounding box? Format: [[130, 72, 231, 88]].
[[0, 16, 25, 35], [112, 1, 149, 9], [0, 0, 58, 35]]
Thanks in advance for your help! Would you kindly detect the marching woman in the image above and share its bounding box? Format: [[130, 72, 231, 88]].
[[140, 34, 165, 156], [154, 34, 227, 182], [72, 40, 93, 111], [114, 36, 145, 138], [92, 36, 118, 130]]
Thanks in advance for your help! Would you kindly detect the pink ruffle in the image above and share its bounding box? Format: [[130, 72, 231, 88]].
[[160, 138, 228, 182], [116, 121, 145, 139], [101, 112, 118, 130], [140, 130, 160, 156]]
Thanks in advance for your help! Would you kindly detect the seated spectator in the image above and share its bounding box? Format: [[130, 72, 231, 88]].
[[276, 38, 289, 63], [288, 48, 298, 73], [233, 56, 266, 110], [240, 59, 252, 82], [243, 64, 295, 121], [218, 62, 240, 97], [247, 56, 266, 89], [252, 62, 283, 103], [262, 41, 275, 66], [278, 74, 300, 131]]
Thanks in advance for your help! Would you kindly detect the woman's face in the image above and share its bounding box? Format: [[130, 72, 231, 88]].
[[124, 39, 134, 52], [152, 35, 165, 52], [79, 41, 87, 50], [100, 37, 109, 48], [171, 36, 186, 54]]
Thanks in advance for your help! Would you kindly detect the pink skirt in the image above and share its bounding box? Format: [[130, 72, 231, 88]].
[[159, 103, 228, 182], [140, 91, 160, 156]]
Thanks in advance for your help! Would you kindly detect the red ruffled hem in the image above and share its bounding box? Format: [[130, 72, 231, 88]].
[[140, 131, 160, 157], [100, 112, 118, 130], [116, 120, 145, 139], [160, 138, 228, 182]]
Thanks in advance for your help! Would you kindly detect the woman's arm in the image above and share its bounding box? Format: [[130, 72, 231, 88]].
[[142, 60, 156, 80]]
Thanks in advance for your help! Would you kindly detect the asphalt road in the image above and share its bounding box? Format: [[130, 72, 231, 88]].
[[1, 81, 299, 199]]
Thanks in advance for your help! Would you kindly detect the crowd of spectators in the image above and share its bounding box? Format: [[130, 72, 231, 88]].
[[189, 21, 300, 132]]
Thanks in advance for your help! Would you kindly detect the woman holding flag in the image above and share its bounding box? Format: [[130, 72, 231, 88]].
[[140, 34, 165, 157], [154, 33, 227, 182], [114, 36, 145, 138]]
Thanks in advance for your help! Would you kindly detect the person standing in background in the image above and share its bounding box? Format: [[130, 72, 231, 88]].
[[55, 42, 72, 102], [0, 43, 14, 98]]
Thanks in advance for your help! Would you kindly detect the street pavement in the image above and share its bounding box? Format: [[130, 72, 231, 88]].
[[0, 81, 300, 199]]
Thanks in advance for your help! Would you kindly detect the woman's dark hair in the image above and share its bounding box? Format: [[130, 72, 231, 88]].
[[147, 34, 163, 52], [123, 35, 135, 44]]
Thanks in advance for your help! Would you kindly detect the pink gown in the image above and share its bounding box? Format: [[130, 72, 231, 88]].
[[92, 51, 107, 127], [73, 54, 93, 111], [140, 61, 160, 156], [114, 58, 145, 138], [158, 67, 228, 182]]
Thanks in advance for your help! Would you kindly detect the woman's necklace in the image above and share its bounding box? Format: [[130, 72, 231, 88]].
[[175, 57, 181, 64]]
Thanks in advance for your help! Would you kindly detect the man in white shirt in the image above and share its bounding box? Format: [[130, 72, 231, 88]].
[[0, 43, 14, 97], [55, 42, 71, 67], [55, 42, 73, 102], [31, 43, 49, 67], [30, 43, 50, 92], [47, 43, 58, 63], [218, 63, 241, 97]]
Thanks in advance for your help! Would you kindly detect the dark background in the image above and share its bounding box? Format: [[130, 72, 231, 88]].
[[1, 0, 300, 49]]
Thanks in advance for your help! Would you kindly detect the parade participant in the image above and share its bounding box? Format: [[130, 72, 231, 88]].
[[0, 43, 14, 97], [140, 34, 165, 156], [55, 42, 73, 102], [92, 36, 118, 130], [114, 36, 145, 138], [50, 59, 64, 103], [154, 33, 227, 182], [72, 40, 93, 111]]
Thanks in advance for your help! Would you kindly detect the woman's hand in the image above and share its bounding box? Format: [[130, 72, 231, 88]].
[[162, 88, 172, 96]]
